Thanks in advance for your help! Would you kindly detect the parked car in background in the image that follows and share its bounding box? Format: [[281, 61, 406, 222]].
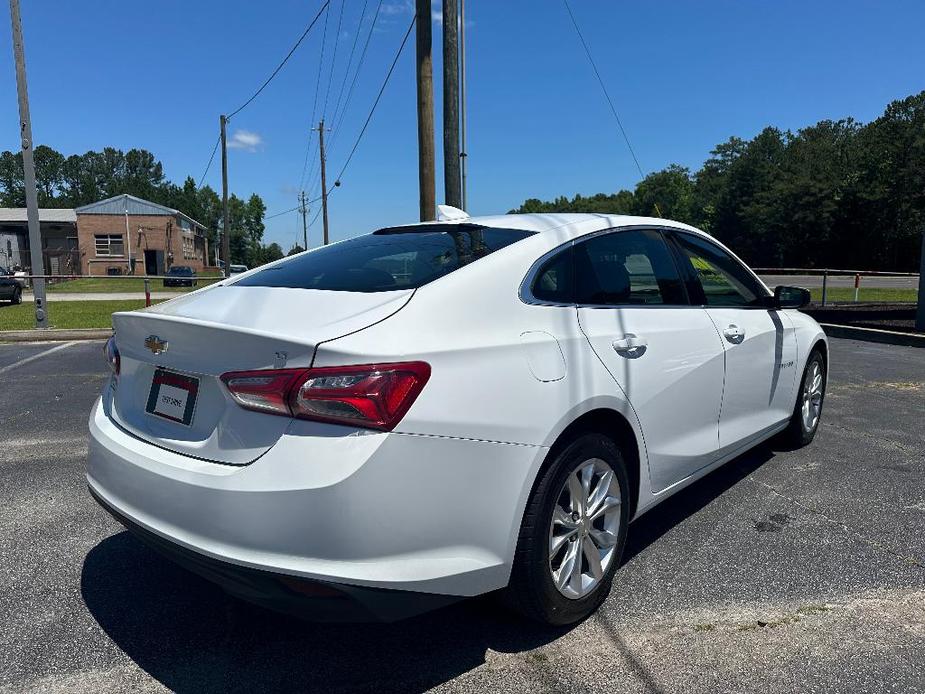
[[228, 264, 248, 276], [88, 212, 826, 625], [0, 266, 23, 304], [163, 265, 197, 288], [10, 265, 27, 289]]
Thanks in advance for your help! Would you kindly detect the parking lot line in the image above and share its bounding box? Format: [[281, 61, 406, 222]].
[[0, 340, 76, 376]]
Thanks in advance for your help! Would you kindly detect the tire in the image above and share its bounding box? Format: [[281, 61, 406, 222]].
[[11, 287, 21, 305], [504, 433, 630, 625], [780, 348, 826, 448]]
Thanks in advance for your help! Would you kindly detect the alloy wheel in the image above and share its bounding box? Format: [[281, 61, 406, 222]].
[[548, 458, 621, 599], [801, 359, 824, 432]]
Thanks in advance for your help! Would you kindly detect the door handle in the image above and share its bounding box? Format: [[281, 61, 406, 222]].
[[613, 334, 648, 358], [723, 324, 745, 344]]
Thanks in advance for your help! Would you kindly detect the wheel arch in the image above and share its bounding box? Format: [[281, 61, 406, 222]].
[[540, 407, 642, 520]]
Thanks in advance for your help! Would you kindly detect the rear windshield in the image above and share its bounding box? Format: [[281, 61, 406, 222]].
[[234, 225, 535, 292], [168, 266, 193, 275]]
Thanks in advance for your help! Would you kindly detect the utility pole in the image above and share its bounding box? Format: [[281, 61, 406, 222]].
[[459, 0, 468, 211], [220, 114, 230, 271], [8, 0, 46, 328], [442, 0, 461, 209], [415, 0, 436, 221], [298, 190, 308, 250], [314, 119, 331, 245]]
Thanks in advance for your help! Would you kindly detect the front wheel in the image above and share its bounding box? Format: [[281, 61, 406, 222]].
[[504, 433, 630, 625], [780, 348, 826, 447]]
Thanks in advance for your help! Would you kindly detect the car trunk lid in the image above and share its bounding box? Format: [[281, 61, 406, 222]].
[[109, 285, 413, 464]]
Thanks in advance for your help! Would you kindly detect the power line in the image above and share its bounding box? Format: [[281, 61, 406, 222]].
[[198, 133, 221, 188], [299, 2, 333, 191], [227, 0, 330, 120], [330, 0, 384, 150], [332, 15, 415, 185], [321, 0, 346, 120], [328, 0, 369, 144], [560, 0, 647, 183]]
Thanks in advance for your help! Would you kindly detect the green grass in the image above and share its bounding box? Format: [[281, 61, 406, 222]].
[[809, 287, 918, 303], [0, 299, 163, 330], [41, 277, 221, 293]]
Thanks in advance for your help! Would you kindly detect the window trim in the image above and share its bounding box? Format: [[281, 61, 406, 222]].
[[665, 230, 773, 309], [94, 233, 125, 258], [520, 225, 695, 309]]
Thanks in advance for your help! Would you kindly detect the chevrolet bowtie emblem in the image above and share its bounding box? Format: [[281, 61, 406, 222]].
[[144, 335, 168, 355]]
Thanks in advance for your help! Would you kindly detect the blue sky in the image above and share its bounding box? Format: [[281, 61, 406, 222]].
[[0, 1, 923, 251]]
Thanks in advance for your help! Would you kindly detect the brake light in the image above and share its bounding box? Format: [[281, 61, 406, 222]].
[[103, 336, 120, 376], [220, 362, 430, 431]]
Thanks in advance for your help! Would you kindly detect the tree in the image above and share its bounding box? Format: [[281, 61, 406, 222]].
[[510, 90, 925, 270], [288, 244, 306, 255]]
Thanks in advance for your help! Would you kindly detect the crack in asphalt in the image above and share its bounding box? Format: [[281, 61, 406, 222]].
[[754, 478, 925, 570]]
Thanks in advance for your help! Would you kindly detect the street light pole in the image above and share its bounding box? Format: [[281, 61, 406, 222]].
[[8, 0, 47, 328]]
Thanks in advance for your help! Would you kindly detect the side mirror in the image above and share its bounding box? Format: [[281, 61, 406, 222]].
[[774, 285, 811, 309]]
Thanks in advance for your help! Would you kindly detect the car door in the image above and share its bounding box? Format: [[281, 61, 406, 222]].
[[571, 228, 726, 492], [670, 232, 798, 452]]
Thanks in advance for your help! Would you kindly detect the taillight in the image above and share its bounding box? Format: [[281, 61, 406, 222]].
[[103, 336, 120, 376], [220, 362, 430, 432]]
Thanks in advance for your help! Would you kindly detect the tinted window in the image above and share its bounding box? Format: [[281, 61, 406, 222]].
[[531, 247, 574, 303], [673, 233, 768, 307], [236, 225, 534, 292], [573, 229, 686, 305], [168, 266, 193, 276]]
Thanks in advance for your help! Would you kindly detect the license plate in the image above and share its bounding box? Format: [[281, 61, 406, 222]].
[[145, 368, 199, 426]]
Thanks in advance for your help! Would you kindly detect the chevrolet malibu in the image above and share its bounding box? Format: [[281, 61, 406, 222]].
[[87, 212, 827, 625]]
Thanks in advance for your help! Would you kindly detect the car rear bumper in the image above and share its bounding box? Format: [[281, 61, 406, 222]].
[[89, 484, 460, 621], [87, 396, 545, 605]]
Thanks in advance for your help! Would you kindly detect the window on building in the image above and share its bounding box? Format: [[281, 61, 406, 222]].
[[95, 234, 125, 257]]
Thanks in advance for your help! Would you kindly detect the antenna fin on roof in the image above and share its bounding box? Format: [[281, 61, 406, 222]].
[[435, 205, 470, 222]]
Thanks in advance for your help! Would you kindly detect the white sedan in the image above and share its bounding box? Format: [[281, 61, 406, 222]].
[[87, 212, 827, 625]]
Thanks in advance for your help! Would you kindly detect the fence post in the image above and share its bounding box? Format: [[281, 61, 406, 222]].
[[821, 270, 828, 307], [144, 278, 151, 307], [917, 232, 925, 331], [854, 273, 860, 303]]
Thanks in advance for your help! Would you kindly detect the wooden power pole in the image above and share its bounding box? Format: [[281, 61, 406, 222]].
[[8, 0, 47, 328], [315, 119, 331, 245], [442, 0, 461, 208], [299, 190, 308, 250], [415, 0, 436, 221], [220, 114, 230, 270]]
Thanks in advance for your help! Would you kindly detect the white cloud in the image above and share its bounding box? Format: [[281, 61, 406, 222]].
[[227, 129, 263, 152], [380, 0, 412, 15]]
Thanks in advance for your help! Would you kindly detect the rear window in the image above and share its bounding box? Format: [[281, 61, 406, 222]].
[[235, 225, 535, 292]]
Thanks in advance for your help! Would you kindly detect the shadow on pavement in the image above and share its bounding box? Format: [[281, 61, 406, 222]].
[[81, 445, 775, 694]]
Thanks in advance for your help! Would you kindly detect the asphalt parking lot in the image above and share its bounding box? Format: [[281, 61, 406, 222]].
[[1, 338, 923, 693]]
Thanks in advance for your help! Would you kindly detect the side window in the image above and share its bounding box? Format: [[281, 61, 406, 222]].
[[574, 229, 686, 306], [673, 233, 767, 307], [531, 247, 574, 303]]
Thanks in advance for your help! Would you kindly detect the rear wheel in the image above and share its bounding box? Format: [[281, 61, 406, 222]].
[[780, 349, 826, 447], [505, 433, 629, 625], [11, 287, 21, 305]]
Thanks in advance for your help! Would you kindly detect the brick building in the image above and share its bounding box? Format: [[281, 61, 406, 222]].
[[75, 194, 212, 276]]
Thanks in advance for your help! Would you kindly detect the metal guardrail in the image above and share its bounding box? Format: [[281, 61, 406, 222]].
[[12, 273, 226, 308], [754, 267, 920, 306]]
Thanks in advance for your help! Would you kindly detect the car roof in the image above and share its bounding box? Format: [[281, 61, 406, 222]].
[[388, 213, 706, 243]]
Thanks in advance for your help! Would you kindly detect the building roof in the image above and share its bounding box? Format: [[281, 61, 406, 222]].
[[0, 207, 77, 224], [75, 194, 205, 231]]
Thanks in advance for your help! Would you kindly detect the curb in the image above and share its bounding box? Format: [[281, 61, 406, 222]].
[[821, 323, 925, 348], [0, 328, 111, 343]]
